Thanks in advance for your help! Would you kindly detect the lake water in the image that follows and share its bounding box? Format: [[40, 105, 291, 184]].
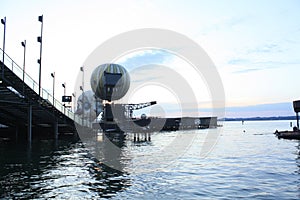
[[1, 120, 300, 199]]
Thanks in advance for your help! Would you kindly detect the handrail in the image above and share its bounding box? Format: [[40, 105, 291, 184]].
[[0, 48, 91, 128]]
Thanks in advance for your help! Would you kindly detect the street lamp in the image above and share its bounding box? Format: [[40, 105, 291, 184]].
[[80, 66, 84, 92], [62, 82, 66, 96], [1, 16, 6, 79], [51, 72, 55, 105], [80, 66, 85, 126], [80, 85, 84, 126], [62, 82, 66, 114], [37, 15, 43, 96], [21, 40, 26, 80], [21, 40, 26, 94], [72, 92, 76, 112]]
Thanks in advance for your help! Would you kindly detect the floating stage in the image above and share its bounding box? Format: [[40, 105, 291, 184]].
[[89, 64, 220, 135]]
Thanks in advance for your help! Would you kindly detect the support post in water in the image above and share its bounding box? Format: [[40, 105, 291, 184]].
[[54, 120, 58, 140], [28, 104, 32, 143], [297, 112, 299, 130]]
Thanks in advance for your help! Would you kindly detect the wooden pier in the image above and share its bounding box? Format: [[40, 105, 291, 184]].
[[0, 48, 91, 142]]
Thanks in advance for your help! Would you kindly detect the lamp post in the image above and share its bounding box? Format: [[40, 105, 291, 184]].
[[80, 66, 84, 126], [1, 16, 6, 79], [37, 15, 43, 96], [62, 82, 66, 96], [21, 40, 26, 81], [62, 82, 66, 114], [21, 40, 26, 94], [51, 72, 55, 105], [80, 85, 84, 126], [80, 66, 84, 92], [72, 92, 76, 112]]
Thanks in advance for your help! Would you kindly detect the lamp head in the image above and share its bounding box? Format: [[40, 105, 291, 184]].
[[1, 17, 5, 25]]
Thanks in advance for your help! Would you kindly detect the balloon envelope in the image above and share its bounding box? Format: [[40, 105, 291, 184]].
[[90, 63, 130, 101]]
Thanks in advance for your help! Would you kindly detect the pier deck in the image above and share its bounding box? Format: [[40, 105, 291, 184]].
[[0, 49, 90, 141]]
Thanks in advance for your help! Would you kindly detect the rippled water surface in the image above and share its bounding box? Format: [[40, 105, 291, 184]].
[[1, 120, 300, 199]]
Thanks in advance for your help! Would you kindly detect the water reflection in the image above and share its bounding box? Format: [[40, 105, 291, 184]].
[[2, 121, 300, 199], [81, 130, 130, 173], [295, 143, 300, 174], [0, 136, 131, 199]]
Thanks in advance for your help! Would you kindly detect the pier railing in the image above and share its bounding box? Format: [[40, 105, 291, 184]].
[[1, 49, 91, 128]]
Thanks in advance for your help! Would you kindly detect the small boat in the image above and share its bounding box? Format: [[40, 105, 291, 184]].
[[274, 100, 300, 140], [274, 127, 300, 140]]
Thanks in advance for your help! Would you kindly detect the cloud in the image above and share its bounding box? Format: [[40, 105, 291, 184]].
[[114, 50, 174, 83], [233, 68, 261, 74], [197, 15, 249, 36], [248, 44, 282, 53], [228, 59, 300, 68], [226, 16, 249, 28], [129, 66, 163, 83], [227, 58, 248, 65], [117, 50, 171, 70], [227, 56, 300, 74], [224, 34, 300, 74]]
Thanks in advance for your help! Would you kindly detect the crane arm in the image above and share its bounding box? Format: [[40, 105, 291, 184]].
[[125, 101, 156, 111]]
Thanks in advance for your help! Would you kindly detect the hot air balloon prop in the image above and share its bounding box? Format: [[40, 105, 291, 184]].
[[90, 63, 130, 101]]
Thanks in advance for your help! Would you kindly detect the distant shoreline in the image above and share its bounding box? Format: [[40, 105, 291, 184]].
[[221, 116, 296, 121]]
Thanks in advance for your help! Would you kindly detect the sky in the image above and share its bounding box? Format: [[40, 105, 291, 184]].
[[1, 0, 300, 117]]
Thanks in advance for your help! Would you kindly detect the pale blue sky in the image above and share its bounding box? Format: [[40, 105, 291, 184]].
[[1, 0, 300, 117]]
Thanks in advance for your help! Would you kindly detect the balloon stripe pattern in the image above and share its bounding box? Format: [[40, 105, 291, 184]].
[[90, 63, 130, 101]]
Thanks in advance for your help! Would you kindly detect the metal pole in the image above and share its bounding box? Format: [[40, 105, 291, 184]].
[[37, 15, 43, 96], [83, 71, 84, 126], [72, 92, 76, 121], [80, 66, 84, 126], [297, 112, 299, 130], [72, 92, 76, 112], [64, 83, 66, 96], [62, 83, 66, 115], [51, 72, 55, 105], [80, 86, 84, 126], [22, 40, 26, 81], [53, 73, 55, 105], [22, 40, 26, 94], [1, 17, 6, 79]]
